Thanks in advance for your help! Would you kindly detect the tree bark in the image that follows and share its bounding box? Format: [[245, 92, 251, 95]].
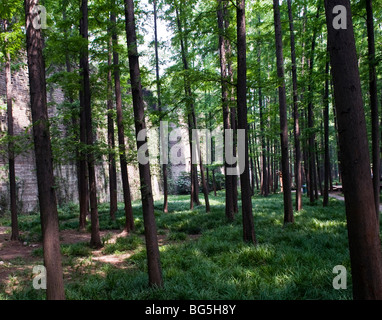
[[62, 8, 88, 230], [236, 0, 256, 244], [80, 0, 102, 248], [25, 0, 65, 299], [4, 22, 19, 241], [287, 0, 302, 211], [124, 0, 163, 287], [273, 0, 294, 224], [218, 0, 234, 221], [111, 9, 134, 232], [323, 58, 330, 207], [175, 4, 201, 209], [107, 34, 118, 221], [325, 0, 382, 299], [366, 0, 380, 221], [153, 0, 168, 213]]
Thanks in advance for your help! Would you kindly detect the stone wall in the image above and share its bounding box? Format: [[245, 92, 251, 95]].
[[0, 58, 201, 214], [0, 61, 159, 213]]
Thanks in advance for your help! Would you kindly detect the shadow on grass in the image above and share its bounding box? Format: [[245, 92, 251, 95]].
[[3, 193, 352, 300]]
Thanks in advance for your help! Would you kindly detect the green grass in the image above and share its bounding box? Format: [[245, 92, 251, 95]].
[[0, 191, 358, 300]]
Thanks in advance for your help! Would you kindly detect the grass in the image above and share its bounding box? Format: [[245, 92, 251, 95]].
[[0, 191, 359, 300]]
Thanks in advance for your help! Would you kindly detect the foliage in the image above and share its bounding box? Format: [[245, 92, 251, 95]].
[[0, 193, 358, 300]]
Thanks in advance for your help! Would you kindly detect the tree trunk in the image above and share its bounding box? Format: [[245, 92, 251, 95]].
[[111, 9, 134, 232], [80, 0, 102, 248], [175, 4, 201, 209], [25, 0, 65, 299], [62, 9, 87, 230], [107, 34, 118, 221], [218, 0, 234, 221], [366, 0, 380, 221], [236, 0, 256, 244], [273, 0, 294, 224], [325, 0, 382, 299], [287, 0, 302, 211], [4, 24, 19, 241], [259, 52, 268, 198], [153, 0, 168, 213], [124, 0, 163, 287], [323, 58, 330, 207], [307, 5, 321, 204]]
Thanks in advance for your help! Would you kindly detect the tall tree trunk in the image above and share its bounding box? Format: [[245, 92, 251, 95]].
[[107, 34, 118, 221], [325, 0, 382, 299], [236, 0, 256, 244], [4, 22, 19, 241], [273, 0, 294, 224], [175, 4, 201, 209], [80, 0, 102, 248], [111, 9, 134, 232], [366, 0, 380, 220], [258, 49, 268, 198], [287, 0, 302, 211], [153, 0, 168, 213], [78, 89, 88, 231], [124, 0, 163, 287], [323, 58, 330, 207], [218, 0, 234, 221], [25, 0, 65, 299], [62, 8, 87, 230], [307, 5, 321, 204]]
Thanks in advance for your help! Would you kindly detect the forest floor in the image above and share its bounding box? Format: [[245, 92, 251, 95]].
[[0, 191, 367, 300]]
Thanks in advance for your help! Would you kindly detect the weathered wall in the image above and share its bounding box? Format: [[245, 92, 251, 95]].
[[0, 62, 159, 213], [0, 58, 202, 214]]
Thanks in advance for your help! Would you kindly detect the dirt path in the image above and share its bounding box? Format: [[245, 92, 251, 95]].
[[329, 193, 382, 212], [1, 225, 201, 293]]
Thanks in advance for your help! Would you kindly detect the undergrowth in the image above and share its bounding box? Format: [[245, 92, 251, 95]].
[[0, 191, 358, 300]]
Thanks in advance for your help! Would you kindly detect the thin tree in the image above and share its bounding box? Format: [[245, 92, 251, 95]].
[[62, 6, 88, 230], [236, 0, 256, 244], [174, 3, 205, 210], [153, 0, 169, 213], [80, 0, 102, 248], [4, 20, 19, 241], [366, 0, 380, 220], [273, 0, 294, 224], [287, 0, 302, 211], [107, 33, 118, 221], [307, 5, 321, 204], [25, 0, 65, 299], [323, 58, 330, 207], [217, 0, 234, 221], [124, 0, 163, 287], [111, 7, 134, 232], [325, 0, 382, 299]]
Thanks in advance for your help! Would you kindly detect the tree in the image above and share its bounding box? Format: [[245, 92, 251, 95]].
[[323, 57, 330, 207], [111, 5, 134, 232], [217, 0, 234, 221], [236, 0, 256, 244], [107, 33, 118, 221], [124, 0, 163, 287], [287, 0, 302, 211], [153, 0, 169, 213], [325, 0, 382, 299], [273, 0, 293, 224], [80, 0, 102, 248], [366, 0, 380, 220], [4, 20, 19, 241], [25, 0, 65, 300]]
